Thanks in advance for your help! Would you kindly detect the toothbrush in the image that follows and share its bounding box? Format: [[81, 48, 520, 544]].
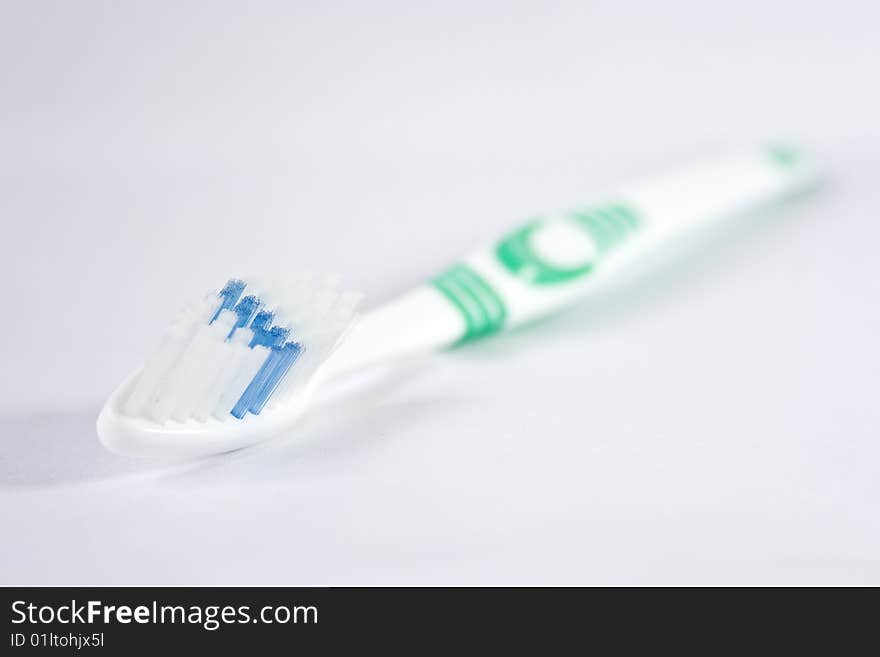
[[98, 145, 821, 459]]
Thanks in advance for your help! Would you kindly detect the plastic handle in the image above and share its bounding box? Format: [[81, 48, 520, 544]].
[[324, 145, 821, 379], [428, 145, 820, 344]]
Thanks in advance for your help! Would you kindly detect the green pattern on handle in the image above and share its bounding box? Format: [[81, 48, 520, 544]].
[[496, 202, 641, 285], [432, 203, 639, 344], [432, 264, 507, 343], [766, 144, 803, 168]]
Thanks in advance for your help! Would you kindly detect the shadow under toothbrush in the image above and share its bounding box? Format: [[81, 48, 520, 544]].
[[0, 356, 453, 488], [0, 408, 167, 488]]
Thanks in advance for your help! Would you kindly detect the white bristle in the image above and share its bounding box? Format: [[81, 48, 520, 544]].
[[269, 290, 362, 407], [121, 299, 215, 417], [122, 324, 188, 417], [213, 344, 269, 420], [170, 317, 232, 421], [191, 329, 252, 421]]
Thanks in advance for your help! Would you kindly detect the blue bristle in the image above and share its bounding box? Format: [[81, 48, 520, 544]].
[[249, 313, 291, 349], [250, 310, 274, 333], [227, 295, 262, 338], [248, 342, 302, 415], [211, 279, 246, 323], [267, 325, 290, 346], [230, 350, 275, 419], [230, 340, 301, 419]]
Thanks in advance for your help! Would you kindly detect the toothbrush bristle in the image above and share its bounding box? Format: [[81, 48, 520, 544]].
[[121, 274, 362, 423]]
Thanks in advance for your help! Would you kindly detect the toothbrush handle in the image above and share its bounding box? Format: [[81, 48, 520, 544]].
[[327, 145, 821, 376]]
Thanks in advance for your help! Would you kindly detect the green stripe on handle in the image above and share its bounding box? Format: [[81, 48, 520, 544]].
[[432, 264, 507, 344]]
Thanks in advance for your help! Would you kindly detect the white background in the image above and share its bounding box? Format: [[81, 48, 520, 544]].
[[1, 1, 878, 584]]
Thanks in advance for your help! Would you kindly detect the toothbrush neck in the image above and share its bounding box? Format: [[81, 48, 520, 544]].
[[319, 286, 462, 381]]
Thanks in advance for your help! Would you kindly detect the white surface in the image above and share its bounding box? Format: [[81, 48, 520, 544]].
[[1, 1, 878, 585]]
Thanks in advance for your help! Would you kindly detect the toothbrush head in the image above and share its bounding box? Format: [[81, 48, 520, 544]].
[[97, 274, 362, 459]]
